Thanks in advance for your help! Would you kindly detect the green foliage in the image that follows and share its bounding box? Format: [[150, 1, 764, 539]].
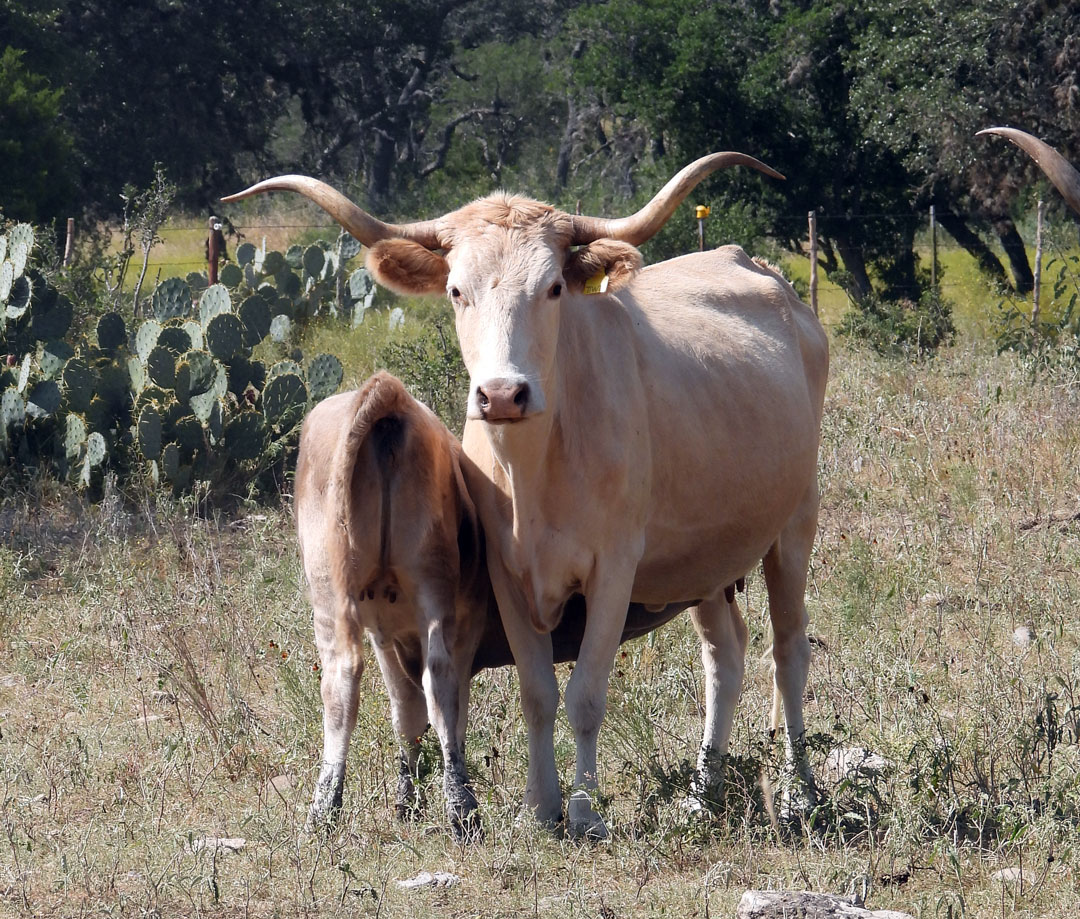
[[381, 319, 468, 435], [0, 222, 345, 499], [0, 47, 75, 222], [837, 288, 956, 358], [995, 250, 1080, 367]]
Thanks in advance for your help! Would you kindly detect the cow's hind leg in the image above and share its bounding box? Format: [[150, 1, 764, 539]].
[[762, 482, 820, 822], [371, 642, 428, 821], [308, 599, 365, 830], [687, 594, 749, 810]]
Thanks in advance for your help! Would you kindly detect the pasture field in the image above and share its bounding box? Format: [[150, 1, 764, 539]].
[[2, 333, 1080, 918]]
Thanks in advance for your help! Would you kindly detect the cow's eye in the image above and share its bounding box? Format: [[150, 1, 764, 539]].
[[450, 287, 461, 300], [549, 283, 563, 298]]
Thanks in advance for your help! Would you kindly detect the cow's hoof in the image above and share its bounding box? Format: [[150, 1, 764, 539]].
[[447, 783, 482, 843], [568, 790, 608, 840]]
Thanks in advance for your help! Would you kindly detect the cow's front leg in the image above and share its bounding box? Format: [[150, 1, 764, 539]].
[[687, 593, 749, 810], [564, 557, 637, 840], [488, 561, 562, 827], [308, 622, 365, 830], [416, 585, 481, 841], [370, 642, 428, 820]]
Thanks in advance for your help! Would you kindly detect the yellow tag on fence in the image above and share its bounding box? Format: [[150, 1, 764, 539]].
[[584, 271, 609, 295]]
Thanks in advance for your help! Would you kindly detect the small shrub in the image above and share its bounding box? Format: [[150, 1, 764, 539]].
[[995, 251, 1080, 366], [838, 288, 956, 357]]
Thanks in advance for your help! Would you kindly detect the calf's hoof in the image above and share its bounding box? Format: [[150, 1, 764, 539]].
[[305, 763, 345, 832], [447, 782, 482, 843], [568, 789, 608, 841]]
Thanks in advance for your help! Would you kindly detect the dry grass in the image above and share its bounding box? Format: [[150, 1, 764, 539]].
[[2, 336, 1079, 917]]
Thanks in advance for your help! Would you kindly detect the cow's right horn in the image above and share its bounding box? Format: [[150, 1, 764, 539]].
[[570, 152, 785, 246], [978, 127, 1080, 216], [222, 175, 444, 249]]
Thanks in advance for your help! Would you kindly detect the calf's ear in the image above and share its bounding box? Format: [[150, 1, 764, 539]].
[[564, 239, 643, 292], [367, 239, 449, 295]]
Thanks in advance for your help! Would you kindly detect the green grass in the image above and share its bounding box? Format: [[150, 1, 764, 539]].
[[3, 333, 1080, 916]]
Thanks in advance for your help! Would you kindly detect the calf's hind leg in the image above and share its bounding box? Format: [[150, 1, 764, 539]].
[[371, 641, 429, 820], [308, 599, 366, 829]]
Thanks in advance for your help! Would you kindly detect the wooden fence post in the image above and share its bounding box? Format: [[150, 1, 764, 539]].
[[208, 216, 220, 286], [929, 204, 937, 292], [1032, 199, 1044, 335], [808, 210, 818, 317], [63, 218, 75, 267]]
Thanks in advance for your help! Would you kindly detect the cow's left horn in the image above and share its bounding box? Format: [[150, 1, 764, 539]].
[[569, 152, 785, 246], [978, 127, 1080, 216], [221, 175, 444, 248]]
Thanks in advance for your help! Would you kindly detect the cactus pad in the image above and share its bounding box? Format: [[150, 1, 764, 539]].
[[263, 250, 285, 274], [269, 314, 292, 343], [127, 356, 146, 394], [224, 411, 264, 460], [1, 389, 25, 429], [16, 353, 30, 392], [306, 353, 343, 402], [0, 260, 14, 302], [161, 442, 181, 480], [174, 350, 216, 402], [39, 340, 74, 379], [135, 320, 163, 363], [173, 414, 204, 459], [198, 283, 232, 324], [157, 325, 193, 355], [97, 313, 127, 351], [6, 274, 32, 318], [219, 263, 243, 288], [268, 359, 302, 382], [236, 242, 257, 266], [205, 312, 246, 360], [9, 224, 34, 277], [338, 230, 362, 262], [137, 403, 163, 460], [25, 380, 61, 419], [239, 295, 272, 347], [64, 413, 87, 459], [30, 291, 73, 341], [86, 431, 106, 467], [262, 372, 307, 429], [152, 277, 192, 322], [147, 346, 177, 388], [62, 358, 94, 413], [302, 245, 325, 278]]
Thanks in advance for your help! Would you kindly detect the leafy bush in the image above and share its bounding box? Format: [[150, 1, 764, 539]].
[[995, 251, 1080, 366], [838, 287, 956, 357]]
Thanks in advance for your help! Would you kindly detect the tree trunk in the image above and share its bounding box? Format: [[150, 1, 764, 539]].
[[996, 218, 1034, 294], [555, 96, 576, 191], [936, 212, 1011, 290], [833, 234, 873, 301], [367, 129, 397, 210]]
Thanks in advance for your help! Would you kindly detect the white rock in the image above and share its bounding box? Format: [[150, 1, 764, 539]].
[[396, 871, 462, 890], [189, 836, 246, 855], [738, 890, 914, 919]]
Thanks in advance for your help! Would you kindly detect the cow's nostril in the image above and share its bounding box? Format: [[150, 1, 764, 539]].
[[513, 384, 530, 408], [477, 388, 491, 409]]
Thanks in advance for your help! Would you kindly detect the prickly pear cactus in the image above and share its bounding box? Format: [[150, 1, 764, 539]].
[[135, 320, 163, 363], [198, 284, 231, 325], [306, 353, 343, 402], [97, 313, 127, 352], [224, 411, 264, 460], [152, 277, 192, 322], [219, 263, 243, 288], [204, 312, 245, 360], [238, 295, 271, 347], [137, 403, 163, 460], [262, 372, 307, 430]]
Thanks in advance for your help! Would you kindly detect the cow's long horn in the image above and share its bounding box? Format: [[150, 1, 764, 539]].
[[977, 127, 1080, 216], [221, 175, 444, 248], [569, 152, 785, 246]]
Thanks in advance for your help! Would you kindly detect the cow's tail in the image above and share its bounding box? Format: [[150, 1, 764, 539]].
[[759, 646, 782, 835], [332, 372, 413, 602]]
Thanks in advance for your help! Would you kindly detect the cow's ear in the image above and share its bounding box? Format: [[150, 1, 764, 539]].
[[366, 239, 449, 295], [564, 239, 643, 293]]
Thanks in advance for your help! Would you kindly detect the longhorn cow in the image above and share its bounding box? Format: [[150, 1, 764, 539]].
[[227, 153, 828, 838]]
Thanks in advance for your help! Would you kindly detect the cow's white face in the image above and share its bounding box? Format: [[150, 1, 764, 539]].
[[446, 231, 565, 424]]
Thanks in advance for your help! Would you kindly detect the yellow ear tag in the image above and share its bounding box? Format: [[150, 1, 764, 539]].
[[584, 270, 609, 295]]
